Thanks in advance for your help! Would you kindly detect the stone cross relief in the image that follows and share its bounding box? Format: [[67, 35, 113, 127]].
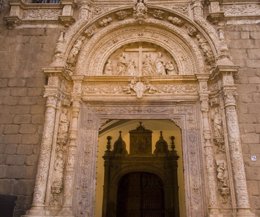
[[103, 43, 178, 76]]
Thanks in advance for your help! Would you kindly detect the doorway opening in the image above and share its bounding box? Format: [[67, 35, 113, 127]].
[[95, 120, 186, 217], [117, 172, 164, 217]]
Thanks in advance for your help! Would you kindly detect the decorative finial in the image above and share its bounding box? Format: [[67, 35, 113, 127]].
[[106, 136, 112, 151], [170, 136, 175, 150]]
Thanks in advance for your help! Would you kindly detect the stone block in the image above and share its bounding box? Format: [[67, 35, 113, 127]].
[[13, 180, 34, 195], [241, 31, 250, 39], [0, 70, 16, 79], [5, 144, 17, 155], [18, 97, 38, 105], [228, 39, 255, 49], [17, 145, 33, 155], [230, 49, 247, 60], [9, 105, 30, 115], [239, 114, 257, 124], [6, 166, 27, 179], [225, 31, 240, 40], [245, 165, 260, 180], [21, 134, 40, 145], [25, 154, 38, 166], [237, 103, 248, 114], [248, 77, 260, 84], [3, 96, 18, 106], [0, 144, 6, 154], [4, 125, 19, 134], [0, 79, 8, 87], [242, 133, 259, 144], [8, 78, 26, 87], [242, 124, 256, 133], [0, 114, 14, 124], [11, 88, 27, 97], [247, 60, 260, 68], [0, 179, 14, 194], [0, 88, 10, 96], [27, 88, 43, 96], [19, 124, 38, 134], [250, 32, 260, 39], [248, 103, 260, 114], [0, 165, 7, 178], [26, 77, 45, 88], [3, 135, 21, 144], [25, 166, 36, 179], [6, 155, 26, 165], [249, 144, 260, 154], [0, 154, 6, 164], [30, 105, 45, 114], [256, 124, 260, 133], [238, 84, 258, 94], [13, 114, 31, 124], [248, 49, 260, 59], [32, 115, 44, 124]]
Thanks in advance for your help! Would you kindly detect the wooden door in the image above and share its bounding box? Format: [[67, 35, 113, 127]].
[[117, 172, 165, 217]]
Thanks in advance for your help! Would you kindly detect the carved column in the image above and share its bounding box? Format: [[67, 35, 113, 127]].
[[58, 76, 83, 216], [197, 75, 222, 217], [25, 76, 60, 217], [220, 69, 255, 217]]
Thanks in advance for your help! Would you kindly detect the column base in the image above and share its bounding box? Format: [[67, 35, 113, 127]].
[[209, 208, 223, 217], [22, 206, 47, 217], [57, 206, 74, 217], [237, 209, 255, 217]]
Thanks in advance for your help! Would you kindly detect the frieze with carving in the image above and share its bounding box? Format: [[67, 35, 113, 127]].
[[22, 9, 61, 20], [224, 4, 260, 17]]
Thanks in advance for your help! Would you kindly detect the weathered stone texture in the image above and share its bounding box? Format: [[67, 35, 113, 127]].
[[226, 24, 260, 215], [0, 10, 60, 216]]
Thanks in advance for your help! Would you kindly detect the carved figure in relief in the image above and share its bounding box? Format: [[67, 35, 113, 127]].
[[212, 107, 225, 152], [165, 61, 177, 75], [67, 37, 84, 66], [116, 53, 128, 75], [155, 52, 166, 75], [216, 160, 230, 202], [142, 54, 155, 76], [50, 108, 70, 206], [104, 59, 113, 75], [127, 60, 137, 76]]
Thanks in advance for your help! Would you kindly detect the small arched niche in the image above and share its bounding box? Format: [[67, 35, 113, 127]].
[[95, 120, 186, 217], [103, 42, 178, 76]]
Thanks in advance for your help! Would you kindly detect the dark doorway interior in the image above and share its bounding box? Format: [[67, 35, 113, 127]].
[[117, 172, 164, 217]]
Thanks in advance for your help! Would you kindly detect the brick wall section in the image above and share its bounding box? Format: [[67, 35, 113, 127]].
[[225, 24, 260, 216], [0, 9, 60, 216]]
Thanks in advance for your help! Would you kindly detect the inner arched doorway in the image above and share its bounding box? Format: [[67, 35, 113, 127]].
[[95, 120, 185, 217], [117, 172, 165, 217]]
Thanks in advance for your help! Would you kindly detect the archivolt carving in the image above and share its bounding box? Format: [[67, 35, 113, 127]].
[[51, 5, 223, 76], [76, 23, 203, 75]]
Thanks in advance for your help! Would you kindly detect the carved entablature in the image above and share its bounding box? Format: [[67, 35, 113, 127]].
[[103, 42, 178, 76]]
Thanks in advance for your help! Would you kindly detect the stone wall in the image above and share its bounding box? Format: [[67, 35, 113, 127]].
[[0, 7, 60, 216], [225, 24, 260, 216]]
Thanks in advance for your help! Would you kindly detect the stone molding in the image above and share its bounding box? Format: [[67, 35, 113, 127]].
[[3, 0, 74, 29]]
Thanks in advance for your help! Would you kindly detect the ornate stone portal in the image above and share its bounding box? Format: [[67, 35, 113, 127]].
[[23, 1, 256, 217]]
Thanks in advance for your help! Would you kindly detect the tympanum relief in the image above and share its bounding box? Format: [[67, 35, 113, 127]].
[[103, 42, 178, 76]]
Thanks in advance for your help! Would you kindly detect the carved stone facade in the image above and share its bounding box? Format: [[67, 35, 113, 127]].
[[0, 0, 259, 217]]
